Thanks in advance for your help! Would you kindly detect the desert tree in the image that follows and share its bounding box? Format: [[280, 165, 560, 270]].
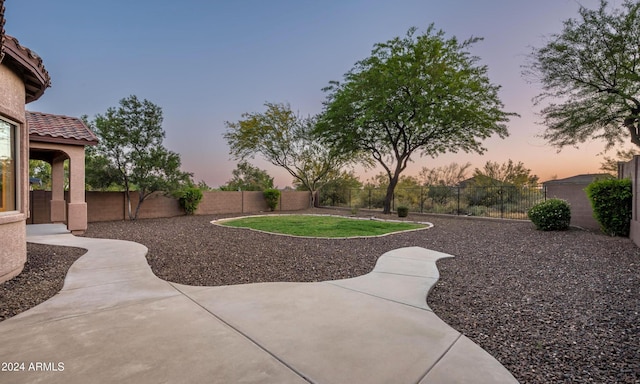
[[316, 25, 514, 213], [419, 162, 472, 186], [526, 0, 640, 150], [224, 102, 350, 207], [220, 161, 274, 191], [472, 159, 539, 188], [85, 95, 192, 220]]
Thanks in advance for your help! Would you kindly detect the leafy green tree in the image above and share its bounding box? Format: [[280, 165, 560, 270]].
[[85, 95, 193, 220], [526, 0, 640, 150], [419, 162, 471, 186], [316, 25, 514, 213], [220, 161, 274, 191], [419, 162, 471, 205], [196, 180, 212, 191], [309, 171, 361, 206], [472, 160, 539, 188], [84, 145, 122, 191], [467, 160, 539, 208], [29, 160, 52, 190], [224, 102, 350, 206]]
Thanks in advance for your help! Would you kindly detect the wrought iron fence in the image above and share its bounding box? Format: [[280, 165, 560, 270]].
[[319, 185, 547, 219]]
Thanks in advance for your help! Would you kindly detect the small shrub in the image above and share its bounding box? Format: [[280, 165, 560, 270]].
[[527, 198, 571, 231], [178, 187, 203, 215], [466, 205, 487, 216], [585, 178, 632, 236], [263, 188, 281, 211], [397, 206, 409, 217]]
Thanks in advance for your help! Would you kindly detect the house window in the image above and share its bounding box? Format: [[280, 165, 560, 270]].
[[0, 119, 17, 212]]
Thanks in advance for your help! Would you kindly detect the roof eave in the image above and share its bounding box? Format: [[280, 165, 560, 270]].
[[2, 34, 51, 103], [29, 134, 98, 147]]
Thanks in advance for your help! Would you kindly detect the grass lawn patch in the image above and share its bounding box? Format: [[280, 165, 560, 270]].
[[217, 214, 429, 238]]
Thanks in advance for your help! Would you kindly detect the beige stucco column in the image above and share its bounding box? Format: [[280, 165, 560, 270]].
[[66, 146, 87, 234], [50, 154, 66, 223]]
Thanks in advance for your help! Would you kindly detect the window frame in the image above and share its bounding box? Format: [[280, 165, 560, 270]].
[[0, 116, 20, 215]]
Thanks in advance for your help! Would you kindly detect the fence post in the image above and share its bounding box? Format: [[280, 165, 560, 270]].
[[500, 186, 504, 219], [457, 187, 460, 215]]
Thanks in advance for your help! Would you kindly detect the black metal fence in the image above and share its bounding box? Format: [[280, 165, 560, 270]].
[[319, 185, 547, 219]]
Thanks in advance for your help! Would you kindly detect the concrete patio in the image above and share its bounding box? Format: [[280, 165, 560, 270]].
[[0, 224, 518, 383]]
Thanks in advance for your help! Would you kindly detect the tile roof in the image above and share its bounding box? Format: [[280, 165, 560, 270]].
[[27, 111, 98, 146], [0, 0, 5, 63], [2, 35, 50, 103]]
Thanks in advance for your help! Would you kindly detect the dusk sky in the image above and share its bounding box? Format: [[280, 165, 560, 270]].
[[5, 0, 625, 188]]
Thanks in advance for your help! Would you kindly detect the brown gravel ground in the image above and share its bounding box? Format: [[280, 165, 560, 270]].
[[1, 243, 86, 320], [3, 209, 639, 383]]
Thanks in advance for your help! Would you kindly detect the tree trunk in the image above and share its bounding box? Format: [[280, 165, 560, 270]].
[[132, 190, 147, 220], [383, 175, 400, 214], [125, 189, 134, 220]]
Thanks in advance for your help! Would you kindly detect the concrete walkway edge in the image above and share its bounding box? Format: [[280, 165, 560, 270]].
[[0, 224, 519, 383]]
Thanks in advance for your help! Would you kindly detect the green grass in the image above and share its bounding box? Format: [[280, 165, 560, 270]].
[[220, 215, 427, 238]]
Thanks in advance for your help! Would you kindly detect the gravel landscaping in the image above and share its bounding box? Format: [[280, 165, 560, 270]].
[[2, 209, 639, 383]]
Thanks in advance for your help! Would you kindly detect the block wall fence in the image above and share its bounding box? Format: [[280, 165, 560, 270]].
[[544, 184, 600, 231], [619, 156, 640, 247], [28, 190, 312, 224]]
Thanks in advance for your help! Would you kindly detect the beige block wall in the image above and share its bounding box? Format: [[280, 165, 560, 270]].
[[86, 191, 127, 222], [30, 190, 312, 223], [0, 64, 28, 283], [132, 192, 183, 219], [196, 191, 244, 215], [545, 184, 600, 230]]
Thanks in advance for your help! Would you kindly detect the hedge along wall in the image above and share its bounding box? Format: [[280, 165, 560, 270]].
[[29, 190, 312, 223], [619, 156, 640, 246]]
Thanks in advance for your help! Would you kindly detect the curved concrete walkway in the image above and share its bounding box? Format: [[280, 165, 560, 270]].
[[0, 224, 518, 384]]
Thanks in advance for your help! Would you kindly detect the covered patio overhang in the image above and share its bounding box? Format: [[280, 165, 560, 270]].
[[27, 111, 98, 234]]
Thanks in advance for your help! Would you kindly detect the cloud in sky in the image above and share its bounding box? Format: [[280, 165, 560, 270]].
[[6, 0, 619, 187]]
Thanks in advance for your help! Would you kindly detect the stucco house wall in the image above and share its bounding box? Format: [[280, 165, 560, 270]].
[[0, 62, 29, 282], [0, 2, 52, 283]]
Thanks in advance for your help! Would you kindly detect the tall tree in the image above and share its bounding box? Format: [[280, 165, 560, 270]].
[[526, 0, 640, 150], [316, 25, 514, 213], [220, 160, 274, 191], [312, 170, 362, 206], [224, 102, 350, 206], [419, 162, 472, 186], [86, 95, 192, 220]]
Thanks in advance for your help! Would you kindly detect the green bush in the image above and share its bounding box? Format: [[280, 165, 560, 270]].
[[527, 198, 571, 231], [466, 205, 488, 216], [178, 187, 203, 215], [585, 178, 632, 236], [397, 206, 409, 217], [263, 188, 281, 211]]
